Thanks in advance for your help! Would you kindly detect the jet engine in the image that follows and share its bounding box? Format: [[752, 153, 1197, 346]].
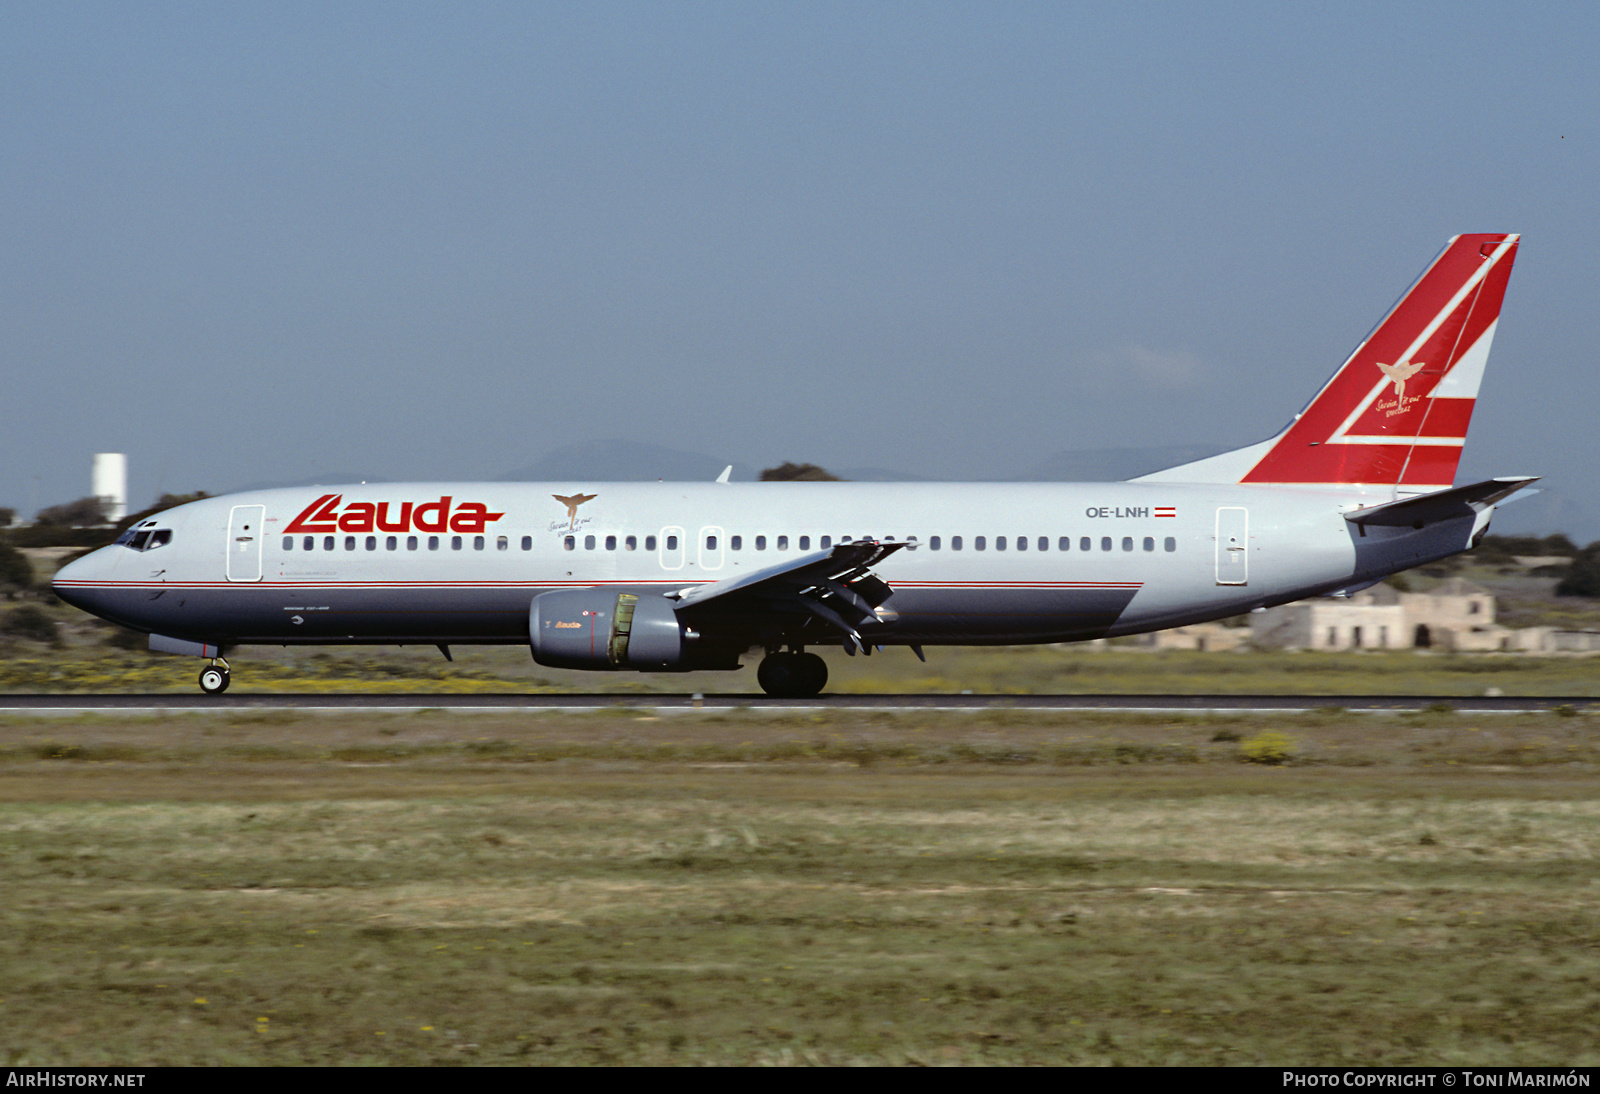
[[529, 588, 691, 670]]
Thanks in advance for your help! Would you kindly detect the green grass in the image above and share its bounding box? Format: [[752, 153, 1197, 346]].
[[8, 641, 1600, 697], [0, 709, 1597, 1065]]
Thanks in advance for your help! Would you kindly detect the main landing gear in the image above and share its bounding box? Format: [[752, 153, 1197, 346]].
[[197, 658, 231, 695], [756, 650, 828, 698]]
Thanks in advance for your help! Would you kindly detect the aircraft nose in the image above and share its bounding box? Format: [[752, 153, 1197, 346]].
[[50, 546, 115, 613]]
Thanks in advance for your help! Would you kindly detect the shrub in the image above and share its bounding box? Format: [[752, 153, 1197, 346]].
[[1239, 731, 1295, 765], [5, 605, 60, 646], [1556, 542, 1600, 597], [0, 538, 32, 594], [103, 625, 148, 650]]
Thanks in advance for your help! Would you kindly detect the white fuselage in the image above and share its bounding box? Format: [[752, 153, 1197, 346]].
[[52, 479, 1469, 659]]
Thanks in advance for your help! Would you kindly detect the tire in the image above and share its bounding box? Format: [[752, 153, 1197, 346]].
[[757, 652, 828, 698], [795, 652, 828, 697], [198, 666, 230, 695], [756, 653, 804, 697]]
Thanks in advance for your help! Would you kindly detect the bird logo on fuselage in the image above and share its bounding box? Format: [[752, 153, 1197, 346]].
[[552, 493, 597, 529]]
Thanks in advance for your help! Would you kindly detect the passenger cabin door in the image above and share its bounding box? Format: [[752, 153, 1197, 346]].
[[1214, 507, 1248, 586], [226, 505, 265, 582]]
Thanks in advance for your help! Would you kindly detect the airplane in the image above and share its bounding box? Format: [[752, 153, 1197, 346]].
[[53, 233, 1531, 698]]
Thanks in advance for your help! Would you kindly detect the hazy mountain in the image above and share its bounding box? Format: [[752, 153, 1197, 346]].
[[1018, 444, 1229, 482], [497, 440, 753, 484], [230, 472, 391, 492]]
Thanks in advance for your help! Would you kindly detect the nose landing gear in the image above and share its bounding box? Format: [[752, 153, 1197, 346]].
[[756, 649, 828, 698], [197, 658, 231, 695]]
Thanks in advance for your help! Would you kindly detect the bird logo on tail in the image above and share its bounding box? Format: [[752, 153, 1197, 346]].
[[1376, 360, 1427, 399]]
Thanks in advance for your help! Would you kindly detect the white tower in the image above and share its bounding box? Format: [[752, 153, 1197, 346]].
[[92, 453, 127, 524]]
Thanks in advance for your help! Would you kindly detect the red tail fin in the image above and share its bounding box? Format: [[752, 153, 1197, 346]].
[[1140, 233, 1520, 490]]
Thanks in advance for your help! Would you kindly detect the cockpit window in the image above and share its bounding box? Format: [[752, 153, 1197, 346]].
[[116, 524, 172, 552]]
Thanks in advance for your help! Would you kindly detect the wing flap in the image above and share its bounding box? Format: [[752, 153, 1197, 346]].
[[669, 541, 906, 651]]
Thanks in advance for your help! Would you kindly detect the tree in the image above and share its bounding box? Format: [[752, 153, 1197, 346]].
[[1471, 533, 1578, 566], [0, 538, 32, 596], [117, 492, 210, 533], [1555, 542, 1600, 598], [760, 462, 843, 482], [10, 490, 211, 549], [34, 496, 107, 527]]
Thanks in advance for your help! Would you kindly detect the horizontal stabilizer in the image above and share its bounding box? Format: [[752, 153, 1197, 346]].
[[1343, 477, 1539, 528]]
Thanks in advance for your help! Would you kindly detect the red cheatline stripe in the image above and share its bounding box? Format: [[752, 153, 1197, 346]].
[[58, 579, 1146, 592]]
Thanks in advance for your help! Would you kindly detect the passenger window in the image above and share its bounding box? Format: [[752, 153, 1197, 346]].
[[345, 536, 356, 551], [366, 536, 377, 551], [755, 536, 766, 551], [1059, 537, 1070, 551], [564, 536, 575, 551], [325, 536, 336, 551], [452, 536, 463, 550], [1015, 536, 1025, 552], [952, 536, 962, 550], [646, 535, 657, 551], [1164, 537, 1176, 552], [386, 536, 397, 551], [1121, 537, 1132, 551], [304, 536, 315, 551], [604, 535, 615, 551], [731, 535, 742, 551], [1038, 537, 1048, 552], [975, 537, 986, 551], [1080, 537, 1091, 551], [777, 535, 788, 550], [282, 536, 293, 551], [930, 536, 940, 550], [820, 536, 831, 549], [475, 536, 485, 550], [1143, 537, 1154, 552], [705, 535, 717, 550], [666, 535, 678, 550], [429, 536, 440, 551], [799, 536, 810, 550], [408, 536, 419, 550], [1101, 537, 1112, 551], [521, 536, 532, 550], [625, 535, 637, 551]]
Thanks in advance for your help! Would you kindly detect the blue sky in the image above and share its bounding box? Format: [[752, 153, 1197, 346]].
[[3, 2, 1595, 528]]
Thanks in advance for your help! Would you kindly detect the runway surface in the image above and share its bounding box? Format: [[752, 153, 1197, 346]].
[[2, 693, 1596, 714]]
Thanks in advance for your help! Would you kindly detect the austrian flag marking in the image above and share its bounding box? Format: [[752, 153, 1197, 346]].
[[283, 494, 506, 535], [1155, 507, 1177, 518]]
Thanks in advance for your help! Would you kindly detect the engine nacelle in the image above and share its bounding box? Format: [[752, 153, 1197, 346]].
[[529, 588, 689, 670]]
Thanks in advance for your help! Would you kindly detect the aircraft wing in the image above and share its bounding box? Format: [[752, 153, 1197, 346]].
[[668, 541, 907, 651]]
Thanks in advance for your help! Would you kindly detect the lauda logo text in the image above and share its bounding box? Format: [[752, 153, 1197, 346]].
[[284, 494, 506, 535]]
